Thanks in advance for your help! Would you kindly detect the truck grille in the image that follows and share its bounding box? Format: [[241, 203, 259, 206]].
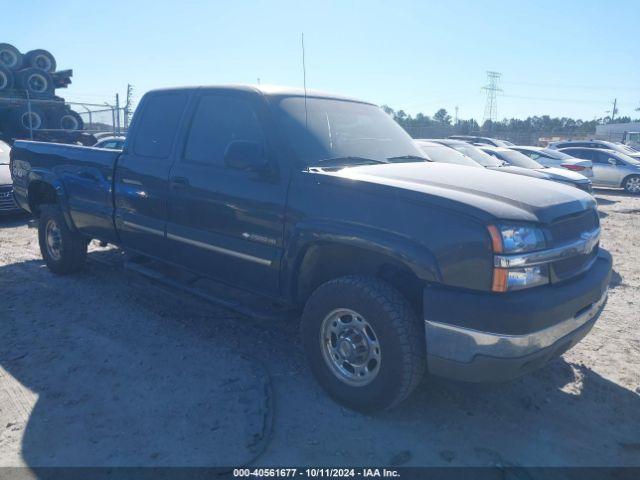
[[548, 209, 600, 282], [547, 209, 599, 246], [0, 185, 19, 212]]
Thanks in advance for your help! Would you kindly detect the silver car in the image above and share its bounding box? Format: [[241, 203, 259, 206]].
[[558, 147, 640, 194], [510, 146, 593, 178], [548, 139, 640, 160], [478, 146, 593, 194]]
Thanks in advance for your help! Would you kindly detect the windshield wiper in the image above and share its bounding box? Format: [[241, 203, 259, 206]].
[[386, 155, 429, 163], [313, 156, 388, 167]]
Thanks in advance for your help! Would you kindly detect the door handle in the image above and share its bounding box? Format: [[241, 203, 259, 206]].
[[171, 176, 190, 189], [78, 171, 99, 181]]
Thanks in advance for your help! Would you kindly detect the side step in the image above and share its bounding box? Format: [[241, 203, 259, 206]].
[[88, 246, 297, 322]]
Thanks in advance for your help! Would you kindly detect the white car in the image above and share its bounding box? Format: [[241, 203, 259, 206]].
[[510, 146, 593, 178]]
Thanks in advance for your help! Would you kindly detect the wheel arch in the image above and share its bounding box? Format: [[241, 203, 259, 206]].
[[284, 223, 442, 316]]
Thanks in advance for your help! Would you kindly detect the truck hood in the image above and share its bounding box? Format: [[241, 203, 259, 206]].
[[319, 162, 595, 224]]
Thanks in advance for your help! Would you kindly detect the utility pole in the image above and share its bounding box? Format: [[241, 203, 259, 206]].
[[610, 98, 617, 123], [454, 105, 459, 125], [482, 71, 502, 125], [124, 84, 134, 130]]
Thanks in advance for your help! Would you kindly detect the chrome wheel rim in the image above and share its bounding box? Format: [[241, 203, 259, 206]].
[[0, 71, 7, 90], [45, 219, 63, 261], [626, 177, 640, 193], [320, 308, 381, 386]]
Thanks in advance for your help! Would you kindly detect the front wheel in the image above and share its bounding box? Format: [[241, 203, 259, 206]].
[[301, 276, 426, 412], [38, 205, 88, 274], [623, 175, 640, 194]]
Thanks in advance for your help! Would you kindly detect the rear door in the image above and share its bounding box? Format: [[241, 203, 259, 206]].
[[166, 91, 288, 296], [114, 90, 191, 259]]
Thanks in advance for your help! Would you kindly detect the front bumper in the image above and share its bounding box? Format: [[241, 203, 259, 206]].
[[0, 185, 22, 214], [424, 249, 612, 382]]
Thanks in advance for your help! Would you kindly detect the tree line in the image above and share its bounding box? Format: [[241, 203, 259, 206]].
[[381, 105, 640, 142]]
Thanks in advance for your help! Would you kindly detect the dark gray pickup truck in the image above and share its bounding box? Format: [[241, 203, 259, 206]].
[[10, 85, 612, 411]]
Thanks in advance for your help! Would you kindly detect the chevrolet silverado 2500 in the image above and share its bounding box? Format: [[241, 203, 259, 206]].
[[10, 85, 612, 411]]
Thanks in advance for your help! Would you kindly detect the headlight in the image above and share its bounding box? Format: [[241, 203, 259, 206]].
[[488, 224, 549, 292], [488, 224, 546, 253]]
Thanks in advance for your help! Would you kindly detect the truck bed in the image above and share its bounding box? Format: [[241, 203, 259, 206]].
[[11, 140, 121, 241]]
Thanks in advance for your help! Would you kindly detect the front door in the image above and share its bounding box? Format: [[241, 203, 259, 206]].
[[591, 150, 624, 187], [166, 92, 288, 296], [114, 90, 191, 259]]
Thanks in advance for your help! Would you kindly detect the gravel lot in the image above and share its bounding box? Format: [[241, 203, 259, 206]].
[[0, 190, 639, 468]]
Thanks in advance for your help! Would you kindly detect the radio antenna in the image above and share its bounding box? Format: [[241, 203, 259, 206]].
[[301, 32, 308, 128]]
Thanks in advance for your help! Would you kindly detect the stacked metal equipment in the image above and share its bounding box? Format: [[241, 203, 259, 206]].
[[0, 43, 84, 141]]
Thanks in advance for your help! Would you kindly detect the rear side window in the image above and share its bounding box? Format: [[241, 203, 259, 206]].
[[572, 149, 595, 161], [133, 93, 188, 158], [184, 95, 264, 166]]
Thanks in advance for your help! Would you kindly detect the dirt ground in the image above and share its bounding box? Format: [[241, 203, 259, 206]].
[[0, 189, 638, 469]]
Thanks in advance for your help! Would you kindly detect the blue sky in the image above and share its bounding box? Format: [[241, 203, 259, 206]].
[[6, 0, 640, 121]]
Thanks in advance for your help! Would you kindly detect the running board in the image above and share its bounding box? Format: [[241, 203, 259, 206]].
[[122, 258, 296, 322]]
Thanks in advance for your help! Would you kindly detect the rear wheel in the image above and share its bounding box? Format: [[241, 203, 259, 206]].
[[623, 175, 640, 194], [301, 275, 426, 412], [38, 205, 88, 274]]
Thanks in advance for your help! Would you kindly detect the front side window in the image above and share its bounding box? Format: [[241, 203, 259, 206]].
[[133, 92, 188, 158], [184, 95, 265, 166]]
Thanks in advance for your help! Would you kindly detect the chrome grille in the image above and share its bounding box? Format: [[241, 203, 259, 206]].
[[548, 209, 599, 246], [548, 209, 600, 282]]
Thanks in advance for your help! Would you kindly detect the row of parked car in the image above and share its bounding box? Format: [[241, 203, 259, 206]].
[[414, 135, 640, 194]]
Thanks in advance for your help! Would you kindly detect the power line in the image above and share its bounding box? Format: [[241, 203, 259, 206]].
[[502, 80, 640, 91], [482, 71, 502, 123]]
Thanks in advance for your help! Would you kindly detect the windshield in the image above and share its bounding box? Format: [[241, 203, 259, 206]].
[[417, 144, 479, 167], [614, 152, 640, 165], [274, 97, 425, 166], [448, 144, 504, 167], [0, 141, 9, 164], [490, 149, 544, 169], [616, 144, 639, 155]]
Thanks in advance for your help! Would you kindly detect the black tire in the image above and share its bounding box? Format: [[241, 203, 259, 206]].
[[301, 275, 426, 412], [17, 67, 54, 98], [9, 105, 47, 135], [53, 109, 84, 131], [622, 175, 640, 195], [0, 65, 14, 92], [24, 49, 57, 73], [0, 43, 23, 70], [38, 205, 87, 274]]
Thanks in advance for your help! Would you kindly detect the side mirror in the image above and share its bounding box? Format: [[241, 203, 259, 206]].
[[608, 158, 618, 166], [223, 141, 267, 171]]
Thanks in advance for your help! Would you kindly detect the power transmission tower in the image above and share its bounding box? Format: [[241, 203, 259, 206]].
[[482, 71, 502, 124]]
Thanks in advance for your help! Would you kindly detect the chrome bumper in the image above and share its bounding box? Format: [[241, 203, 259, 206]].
[[425, 288, 608, 381]]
